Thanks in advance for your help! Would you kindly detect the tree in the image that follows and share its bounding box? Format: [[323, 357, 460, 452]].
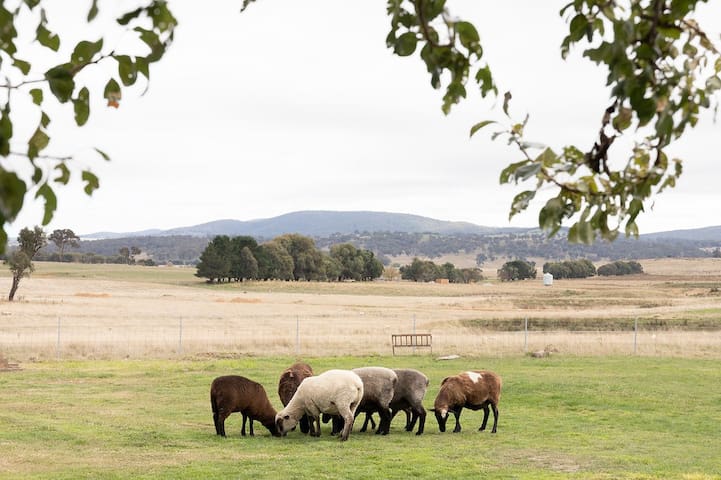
[[0, 2, 176, 253], [498, 260, 537, 282], [48, 228, 80, 260], [275, 234, 324, 281], [237, 246, 259, 281], [195, 241, 230, 283], [2, 2, 718, 252], [255, 241, 294, 281], [118, 247, 130, 265], [6, 226, 47, 300]]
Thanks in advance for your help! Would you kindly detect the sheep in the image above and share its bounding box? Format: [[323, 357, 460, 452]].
[[432, 370, 502, 434], [352, 367, 397, 435], [277, 362, 314, 434], [358, 368, 429, 435], [275, 369, 363, 441], [326, 366, 398, 435], [210, 375, 280, 437]]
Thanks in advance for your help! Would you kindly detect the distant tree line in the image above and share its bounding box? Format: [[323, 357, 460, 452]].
[[498, 260, 537, 282], [195, 234, 384, 283], [597, 261, 644, 276], [543, 259, 597, 279], [399, 258, 483, 283]]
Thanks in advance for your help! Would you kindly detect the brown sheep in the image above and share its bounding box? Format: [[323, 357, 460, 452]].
[[432, 370, 502, 434], [277, 362, 314, 434], [210, 375, 280, 437]]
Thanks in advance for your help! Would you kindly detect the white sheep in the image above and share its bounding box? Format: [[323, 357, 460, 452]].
[[275, 369, 363, 441]]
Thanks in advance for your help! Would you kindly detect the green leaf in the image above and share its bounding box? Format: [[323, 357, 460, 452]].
[[29, 88, 43, 106], [117, 7, 143, 25], [514, 162, 542, 181], [706, 76, 721, 92], [0, 168, 27, 221], [394, 32, 418, 57], [82, 170, 100, 195], [612, 106, 633, 131], [94, 148, 111, 162], [45, 66, 75, 103], [469, 120, 496, 138], [535, 147, 557, 166], [13, 58, 31, 75], [475, 65, 495, 97], [568, 13, 589, 42], [135, 56, 150, 80], [0, 105, 12, 157], [103, 78, 121, 106], [40, 111, 50, 128], [509, 190, 536, 218], [35, 183, 57, 225], [455, 21, 480, 51], [28, 127, 50, 160], [54, 163, 71, 184], [36, 24, 60, 51], [71, 39, 103, 65], [116, 55, 138, 86], [502, 91, 512, 116], [73, 87, 90, 126], [87, 0, 99, 21], [655, 113, 673, 138]]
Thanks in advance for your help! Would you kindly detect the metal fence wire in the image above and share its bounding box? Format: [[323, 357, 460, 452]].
[[2, 316, 719, 361]]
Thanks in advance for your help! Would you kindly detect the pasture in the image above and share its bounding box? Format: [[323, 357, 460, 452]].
[[1, 356, 720, 479], [1, 259, 720, 360], [1, 260, 720, 478]]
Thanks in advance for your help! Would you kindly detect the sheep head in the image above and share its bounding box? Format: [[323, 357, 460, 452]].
[[275, 412, 298, 436], [430, 407, 450, 432]]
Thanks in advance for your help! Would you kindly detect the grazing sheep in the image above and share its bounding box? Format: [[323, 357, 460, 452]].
[[210, 375, 280, 437], [278, 362, 314, 434], [432, 370, 502, 434], [275, 369, 363, 441], [327, 366, 398, 435], [359, 368, 429, 435]]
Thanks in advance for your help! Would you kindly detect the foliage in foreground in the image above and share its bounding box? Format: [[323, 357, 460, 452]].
[[1, 356, 720, 480]]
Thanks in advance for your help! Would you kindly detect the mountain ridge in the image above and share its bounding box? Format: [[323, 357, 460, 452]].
[[81, 210, 720, 242]]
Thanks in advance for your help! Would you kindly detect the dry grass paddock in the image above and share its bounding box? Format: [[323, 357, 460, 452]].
[[1, 259, 720, 361]]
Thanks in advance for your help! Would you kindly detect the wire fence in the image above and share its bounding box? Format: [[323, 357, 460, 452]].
[[2, 316, 719, 361]]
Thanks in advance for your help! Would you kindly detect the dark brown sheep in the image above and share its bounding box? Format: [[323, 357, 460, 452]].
[[277, 362, 314, 434], [432, 370, 502, 434], [210, 375, 280, 437]]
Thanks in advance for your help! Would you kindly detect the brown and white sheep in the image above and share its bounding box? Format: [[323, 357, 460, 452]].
[[277, 362, 314, 434], [210, 375, 280, 437], [432, 370, 502, 434], [275, 369, 363, 441]]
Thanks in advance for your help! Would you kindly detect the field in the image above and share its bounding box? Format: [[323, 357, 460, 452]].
[[1, 260, 721, 478], [1, 259, 720, 360], [1, 356, 720, 479]]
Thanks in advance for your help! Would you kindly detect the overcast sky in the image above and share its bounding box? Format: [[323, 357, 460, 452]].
[[7, 1, 721, 238]]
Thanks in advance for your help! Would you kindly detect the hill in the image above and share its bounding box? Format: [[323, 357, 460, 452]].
[[82, 210, 527, 240], [62, 211, 721, 266]]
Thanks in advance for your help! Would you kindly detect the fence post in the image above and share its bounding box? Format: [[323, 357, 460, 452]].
[[178, 317, 183, 356], [296, 315, 300, 355], [56, 316, 61, 360], [524, 318, 528, 353], [412, 314, 416, 354], [633, 317, 638, 355]]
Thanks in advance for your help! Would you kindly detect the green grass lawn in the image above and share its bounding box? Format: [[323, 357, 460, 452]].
[[1, 356, 720, 479]]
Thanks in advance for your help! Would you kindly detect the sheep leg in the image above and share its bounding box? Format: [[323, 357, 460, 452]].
[[490, 403, 499, 433], [376, 407, 392, 435], [404, 408, 416, 431], [452, 409, 462, 433], [339, 412, 354, 441], [414, 407, 427, 436], [216, 411, 229, 437], [249, 417, 255, 437], [308, 415, 320, 437], [299, 414, 310, 434], [479, 404, 490, 431], [359, 412, 372, 433], [241, 413, 248, 436]]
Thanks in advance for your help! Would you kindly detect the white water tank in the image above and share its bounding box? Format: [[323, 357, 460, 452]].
[[543, 272, 553, 286]]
